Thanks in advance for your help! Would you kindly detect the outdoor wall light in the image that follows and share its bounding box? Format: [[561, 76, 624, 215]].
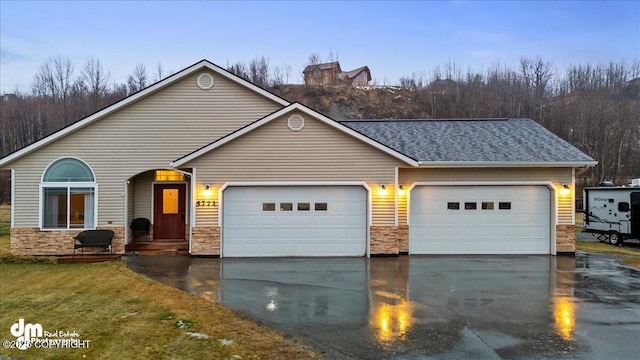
[[203, 184, 212, 197], [378, 184, 388, 196], [560, 184, 571, 196], [398, 185, 406, 196]]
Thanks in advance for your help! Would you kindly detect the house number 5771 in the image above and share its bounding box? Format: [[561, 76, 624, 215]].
[[196, 201, 216, 207]]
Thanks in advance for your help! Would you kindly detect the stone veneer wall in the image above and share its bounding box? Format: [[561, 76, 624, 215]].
[[370, 226, 406, 255], [556, 224, 576, 253], [397, 225, 409, 253], [191, 226, 220, 256], [10, 227, 125, 256]]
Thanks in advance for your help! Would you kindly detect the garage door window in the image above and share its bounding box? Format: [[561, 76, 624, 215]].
[[447, 202, 460, 210], [298, 203, 310, 211], [262, 203, 275, 211], [498, 202, 512, 210], [280, 203, 293, 211], [482, 202, 494, 210], [315, 203, 328, 211], [465, 202, 477, 210]]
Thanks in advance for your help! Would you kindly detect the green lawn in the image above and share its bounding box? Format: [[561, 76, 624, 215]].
[[0, 204, 9, 237]]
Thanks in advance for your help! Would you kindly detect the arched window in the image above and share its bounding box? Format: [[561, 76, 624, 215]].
[[43, 158, 94, 182], [41, 158, 97, 230]]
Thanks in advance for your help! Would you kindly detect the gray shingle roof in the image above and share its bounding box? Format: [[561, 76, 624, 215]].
[[340, 118, 595, 163]]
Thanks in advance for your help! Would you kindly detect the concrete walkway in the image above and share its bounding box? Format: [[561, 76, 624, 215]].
[[127, 254, 640, 359]]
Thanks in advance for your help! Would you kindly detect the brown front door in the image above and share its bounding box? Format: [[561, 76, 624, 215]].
[[153, 184, 186, 240]]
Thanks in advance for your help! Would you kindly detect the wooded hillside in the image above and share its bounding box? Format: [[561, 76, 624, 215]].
[[1, 56, 639, 204]]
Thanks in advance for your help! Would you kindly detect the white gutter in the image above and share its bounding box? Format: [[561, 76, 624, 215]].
[[416, 161, 598, 168]]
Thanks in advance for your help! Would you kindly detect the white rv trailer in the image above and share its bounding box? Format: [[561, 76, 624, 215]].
[[582, 186, 640, 245]]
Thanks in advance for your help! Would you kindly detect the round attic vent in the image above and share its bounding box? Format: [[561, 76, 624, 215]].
[[197, 73, 214, 90], [287, 114, 305, 131]]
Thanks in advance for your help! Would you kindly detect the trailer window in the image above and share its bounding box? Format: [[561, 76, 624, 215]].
[[618, 202, 630, 212]]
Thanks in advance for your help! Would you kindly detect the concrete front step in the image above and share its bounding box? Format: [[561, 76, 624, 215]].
[[125, 242, 188, 251], [125, 241, 189, 256], [137, 249, 190, 256]]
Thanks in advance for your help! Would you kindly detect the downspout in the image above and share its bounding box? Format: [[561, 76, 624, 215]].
[[575, 165, 590, 177], [11, 169, 15, 228], [124, 180, 129, 245]]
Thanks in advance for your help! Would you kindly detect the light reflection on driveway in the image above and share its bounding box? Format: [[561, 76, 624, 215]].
[[127, 253, 640, 359]]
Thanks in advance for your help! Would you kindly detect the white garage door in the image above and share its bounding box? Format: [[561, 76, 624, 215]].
[[223, 186, 367, 257], [410, 186, 551, 254]]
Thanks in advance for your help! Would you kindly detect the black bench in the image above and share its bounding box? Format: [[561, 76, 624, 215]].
[[73, 230, 114, 257]]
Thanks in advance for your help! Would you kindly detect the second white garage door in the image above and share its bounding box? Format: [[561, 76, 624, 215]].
[[223, 186, 367, 257], [410, 185, 551, 254]]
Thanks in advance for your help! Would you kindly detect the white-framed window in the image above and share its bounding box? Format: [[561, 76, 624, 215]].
[[40, 158, 97, 230]]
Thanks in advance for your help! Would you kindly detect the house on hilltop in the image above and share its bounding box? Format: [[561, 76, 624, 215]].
[[303, 62, 371, 86]]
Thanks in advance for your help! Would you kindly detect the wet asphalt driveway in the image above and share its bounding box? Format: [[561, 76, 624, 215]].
[[126, 254, 640, 359]]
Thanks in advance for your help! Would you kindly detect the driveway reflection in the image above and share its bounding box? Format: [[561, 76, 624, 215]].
[[126, 254, 640, 359]]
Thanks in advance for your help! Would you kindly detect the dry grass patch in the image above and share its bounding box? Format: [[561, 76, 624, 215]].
[[0, 260, 322, 359], [576, 241, 640, 268]]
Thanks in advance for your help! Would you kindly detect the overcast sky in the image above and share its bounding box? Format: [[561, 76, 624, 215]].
[[1, 0, 638, 94]]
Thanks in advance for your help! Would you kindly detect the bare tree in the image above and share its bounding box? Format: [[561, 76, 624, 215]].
[[282, 64, 292, 84], [31, 55, 75, 124], [519, 57, 553, 122], [249, 56, 270, 87], [328, 49, 339, 63], [82, 57, 110, 111], [153, 63, 165, 82], [127, 63, 148, 93], [271, 66, 285, 86], [308, 53, 321, 65], [227, 62, 249, 80]]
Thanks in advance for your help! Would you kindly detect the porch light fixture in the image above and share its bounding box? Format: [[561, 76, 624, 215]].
[[203, 184, 212, 197], [378, 185, 388, 196], [560, 184, 570, 196], [398, 185, 406, 196]]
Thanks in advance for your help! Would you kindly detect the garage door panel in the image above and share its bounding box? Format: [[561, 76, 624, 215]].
[[410, 185, 550, 254], [223, 186, 367, 257]]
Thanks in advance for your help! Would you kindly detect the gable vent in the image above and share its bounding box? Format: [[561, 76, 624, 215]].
[[197, 73, 214, 90], [287, 115, 305, 131]]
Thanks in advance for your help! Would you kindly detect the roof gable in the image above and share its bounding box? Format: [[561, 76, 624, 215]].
[[339, 66, 372, 81], [303, 62, 342, 73], [341, 118, 596, 167], [0, 60, 290, 167], [171, 103, 419, 167]]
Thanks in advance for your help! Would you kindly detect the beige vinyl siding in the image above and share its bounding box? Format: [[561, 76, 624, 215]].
[[8, 71, 282, 227], [397, 189, 408, 226], [185, 111, 404, 227], [557, 189, 574, 224], [133, 171, 153, 220], [399, 167, 574, 225]]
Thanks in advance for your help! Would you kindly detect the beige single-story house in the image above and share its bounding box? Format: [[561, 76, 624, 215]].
[[0, 60, 596, 257]]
